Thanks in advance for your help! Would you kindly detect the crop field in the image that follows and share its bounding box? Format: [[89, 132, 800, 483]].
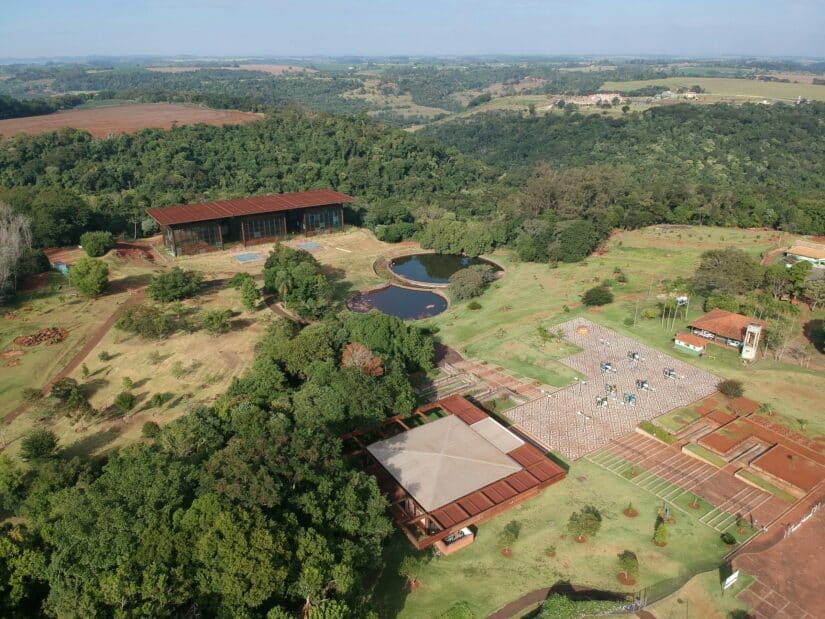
[[373, 458, 747, 618], [601, 77, 825, 101], [0, 103, 263, 138]]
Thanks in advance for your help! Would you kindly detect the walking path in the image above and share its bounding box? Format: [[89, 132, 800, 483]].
[[2, 289, 145, 425]]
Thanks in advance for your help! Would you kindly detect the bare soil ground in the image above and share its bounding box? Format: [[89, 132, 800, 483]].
[[735, 508, 825, 618], [0, 103, 263, 138]]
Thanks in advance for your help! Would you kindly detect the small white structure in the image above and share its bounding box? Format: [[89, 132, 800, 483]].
[[741, 324, 762, 361]]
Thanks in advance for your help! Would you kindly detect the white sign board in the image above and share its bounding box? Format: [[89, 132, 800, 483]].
[[723, 570, 740, 590]]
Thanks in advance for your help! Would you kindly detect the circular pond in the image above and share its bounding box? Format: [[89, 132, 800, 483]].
[[389, 253, 501, 286], [348, 285, 447, 320]]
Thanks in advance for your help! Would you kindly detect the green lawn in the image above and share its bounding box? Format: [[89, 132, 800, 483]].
[[737, 470, 797, 503], [420, 225, 825, 439], [372, 458, 743, 618], [683, 444, 728, 468], [656, 406, 702, 434], [646, 569, 754, 619], [601, 77, 825, 101]]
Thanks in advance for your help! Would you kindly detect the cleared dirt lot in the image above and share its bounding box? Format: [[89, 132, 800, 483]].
[[0, 103, 263, 138]]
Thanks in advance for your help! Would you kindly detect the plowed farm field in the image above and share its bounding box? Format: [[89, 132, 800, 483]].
[[0, 103, 263, 138]]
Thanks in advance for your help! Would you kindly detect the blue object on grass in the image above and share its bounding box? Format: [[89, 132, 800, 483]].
[[296, 242, 322, 251], [234, 252, 262, 263], [52, 261, 69, 275]]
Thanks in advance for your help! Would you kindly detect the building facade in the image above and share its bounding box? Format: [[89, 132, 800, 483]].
[[147, 189, 353, 256]]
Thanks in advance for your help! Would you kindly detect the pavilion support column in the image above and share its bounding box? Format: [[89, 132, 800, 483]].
[[340, 205, 344, 231], [217, 221, 223, 250], [240, 218, 247, 246], [170, 226, 178, 257], [303, 212, 308, 237]]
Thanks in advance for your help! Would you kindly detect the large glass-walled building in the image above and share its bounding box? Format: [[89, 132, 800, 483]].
[[146, 189, 353, 256]]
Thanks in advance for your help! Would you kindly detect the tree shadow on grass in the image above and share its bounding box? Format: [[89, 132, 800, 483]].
[[108, 273, 153, 294], [60, 426, 121, 460], [370, 533, 413, 618], [803, 319, 823, 353], [82, 377, 110, 398], [325, 266, 357, 304]]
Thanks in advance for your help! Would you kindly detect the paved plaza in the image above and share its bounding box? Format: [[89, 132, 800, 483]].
[[505, 318, 719, 460]]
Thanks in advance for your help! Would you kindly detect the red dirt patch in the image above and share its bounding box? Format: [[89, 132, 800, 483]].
[[574, 536, 586, 544], [500, 547, 512, 557], [14, 327, 68, 346], [623, 508, 638, 518], [4, 359, 21, 367], [0, 103, 262, 138], [751, 444, 825, 492], [112, 241, 156, 265], [617, 573, 636, 586], [0, 350, 24, 359]]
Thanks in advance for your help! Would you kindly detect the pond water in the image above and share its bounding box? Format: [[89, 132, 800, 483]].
[[389, 253, 500, 285], [348, 285, 447, 320]]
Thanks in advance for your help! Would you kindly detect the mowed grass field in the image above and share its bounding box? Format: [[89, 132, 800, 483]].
[[373, 458, 744, 618], [601, 77, 825, 101], [419, 226, 825, 437]]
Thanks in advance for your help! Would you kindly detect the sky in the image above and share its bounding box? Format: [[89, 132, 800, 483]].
[[1, 0, 823, 59]]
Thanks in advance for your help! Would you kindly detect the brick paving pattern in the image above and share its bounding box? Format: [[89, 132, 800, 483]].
[[506, 318, 718, 459], [587, 433, 787, 530]]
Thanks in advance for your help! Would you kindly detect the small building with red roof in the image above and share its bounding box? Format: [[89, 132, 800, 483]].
[[688, 309, 766, 359], [146, 189, 353, 256], [674, 332, 707, 355]]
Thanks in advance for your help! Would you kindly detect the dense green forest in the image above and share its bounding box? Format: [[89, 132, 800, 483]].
[[0, 94, 92, 120], [0, 310, 434, 616], [424, 103, 825, 235], [0, 108, 502, 246]]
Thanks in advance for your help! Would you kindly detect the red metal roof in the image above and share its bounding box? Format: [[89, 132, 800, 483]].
[[146, 189, 354, 226], [689, 308, 766, 342], [674, 332, 708, 349]]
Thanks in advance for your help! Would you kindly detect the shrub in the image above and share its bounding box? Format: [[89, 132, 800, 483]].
[[718, 379, 744, 398], [201, 309, 232, 335], [113, 391, 136, 413], [567, 506, 602, 541], [20, 429, 58, 461], [448, 264, 496, 302], [398, 555, 425, 585], [98, 350, 112, 361], [467, 300, 482, 310], [69, 257, 109, 297], [148, 392, 171, 408], [617, 550, 639, 580], [720, 531, 736, 545], [170, 360, 186, 378], [582, 285, 614, 307], [653, 522, 669, 545], [115, 304, 174, 339], [79, 231, 115, 257], [498, 520, 521, 550], [228, 272, 255, 290], [239, 278, 260, 311], [148, 267, 204, 302], [141, 421, 161, 439], [121, 376, 134, 390], [640, 306, 660, 320]]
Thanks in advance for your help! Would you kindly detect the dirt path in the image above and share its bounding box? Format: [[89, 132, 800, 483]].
[[2, 289, 145, 425], [760, 246, 787, 266]]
